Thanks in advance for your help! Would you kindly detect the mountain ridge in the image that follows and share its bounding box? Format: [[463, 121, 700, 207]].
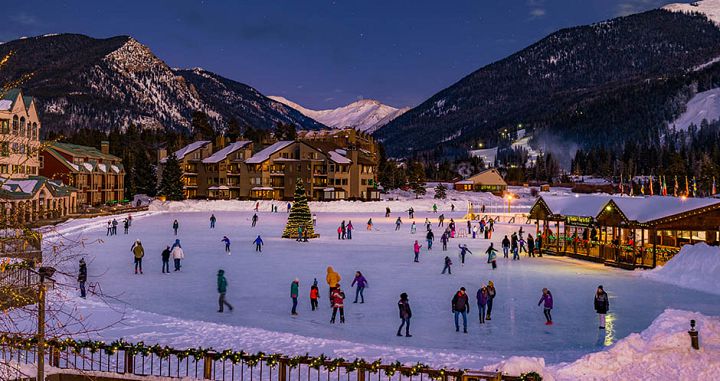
[[269, 96, 408, 133]]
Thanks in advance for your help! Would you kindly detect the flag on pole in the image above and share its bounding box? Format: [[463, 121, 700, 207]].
[[629, 176, 634, 196], [692, 177, 697, 197], [649, 176, 654, 196], [619, 173, 624, 194], [713, 176, 717, 195], [685, 176, 689, 196], [640, 179, 645, 195], [674, 176, 679, 197], [662, 176, 668, 196]]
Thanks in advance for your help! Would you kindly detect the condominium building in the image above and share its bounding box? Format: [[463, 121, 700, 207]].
[[200, 140, 253, 199], [0, 89, 41, 178], [158, 140, 213, 199], [40, 142, 125, 206]]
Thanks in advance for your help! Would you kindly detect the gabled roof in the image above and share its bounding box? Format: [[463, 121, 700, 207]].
[[535, 195, 612, 218], [45, 147, 124, 174], [465, 169, 507, 186], [162, 141, 211, 163], [0, 176, 76, 200], [202, 141, 252, 164], [245, 141, 294, 164], [0, 89, 22, 111], [51, 142, 121, 161], [606, 196, 720, 224]]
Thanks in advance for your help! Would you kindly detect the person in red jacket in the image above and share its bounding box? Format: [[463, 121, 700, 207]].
[[330, 287, 345, 323], [413, 240, 422, 262], [310, 280, 319, 311]]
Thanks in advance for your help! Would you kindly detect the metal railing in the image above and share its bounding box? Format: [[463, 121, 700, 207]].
[[0, 336, 520, 381]]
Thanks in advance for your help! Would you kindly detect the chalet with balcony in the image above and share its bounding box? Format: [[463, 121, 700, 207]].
[[200, 140, 253, 199], [158, 141, 213, 199]]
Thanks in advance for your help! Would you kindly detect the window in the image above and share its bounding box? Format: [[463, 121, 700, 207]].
[[39, 156, 44, 169], [0, 143, 8, 157], [32, 123, 38, 140], [12, 116, 18, 135], [0, 120, 8, 134], [19, 117, 25, 137]]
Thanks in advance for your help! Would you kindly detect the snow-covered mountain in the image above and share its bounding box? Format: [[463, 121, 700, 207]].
[[664, 0, 720, 24], [269, 96, 408, 133], [0, 34, 324, 133]]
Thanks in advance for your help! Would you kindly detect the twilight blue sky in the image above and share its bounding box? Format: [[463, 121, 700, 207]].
[[1, 0, 684, 109]]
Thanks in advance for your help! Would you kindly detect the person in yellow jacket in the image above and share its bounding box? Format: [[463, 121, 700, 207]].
[[131, 239, 145, 274], [326, 266, 341, 303]]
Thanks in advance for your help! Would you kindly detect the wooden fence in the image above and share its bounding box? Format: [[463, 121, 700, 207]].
[[0, 336, 529, 381]]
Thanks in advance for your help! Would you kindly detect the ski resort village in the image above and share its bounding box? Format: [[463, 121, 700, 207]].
[[5, 1, 720, 380]]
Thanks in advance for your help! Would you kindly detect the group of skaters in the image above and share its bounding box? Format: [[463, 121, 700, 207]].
[[337, 220, 354, 239], [105, 214, 133, 236], [500, 229, 543, 260]]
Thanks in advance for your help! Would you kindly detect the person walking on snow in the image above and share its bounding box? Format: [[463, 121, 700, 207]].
[[326, 266, 341, 303], [310, 280, 319, 311], [395, 217, 402, 231], [486, 243, 498, 270], [172, 244, 184, 271], [351, 271, 368, 303], [131, 240, 144, 274], [452, 287, 470, 333], [458, 244, 473, 266], [210, 214, 216, 228], [221, 236, 231, 254], [346, 221, 353, 239], [290, 278, 300, 315], [172, 219, 179, 235], [426, 229, 434, 250], [251, 213, 258, 227], [217, 270, 234, 312], [442, 256, 453, 274], [594, 285, 609, 329], [476, 286, 489, 323], [330, 287, 346, 323], [486, 281, 496, 320], [410, 221, 416, 234], [253, 235, 264, 252], [397, 293, 412, 337], [78, 258, 87, 298], [501, 235, 510, 258], [538, 288, 554, 325], [413, 240, 422, 262], [161, 245, 171, 273]]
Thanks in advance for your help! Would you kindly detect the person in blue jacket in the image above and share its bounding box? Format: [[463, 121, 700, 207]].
[[253, 235, 264, 252]]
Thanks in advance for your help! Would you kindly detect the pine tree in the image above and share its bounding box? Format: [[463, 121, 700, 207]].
[[282, 178, 316, 238], [134, 148, 157, 196], [434, 183, 448, 199], [158, 153, 184, 201]]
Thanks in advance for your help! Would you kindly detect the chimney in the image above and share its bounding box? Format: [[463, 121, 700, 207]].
[[100, 141, 110, 155]]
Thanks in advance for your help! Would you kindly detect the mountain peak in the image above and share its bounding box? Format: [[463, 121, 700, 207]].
[[664, 0, 720, 24], [269, 96, 407, 133]]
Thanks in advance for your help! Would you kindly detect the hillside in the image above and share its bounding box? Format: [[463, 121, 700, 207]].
[[0, 34, 324, 135], [375, 9, 720, 158], [269, 96, 408, 133]]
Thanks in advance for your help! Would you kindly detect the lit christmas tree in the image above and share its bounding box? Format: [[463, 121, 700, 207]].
[[282, 178, 317, 238]]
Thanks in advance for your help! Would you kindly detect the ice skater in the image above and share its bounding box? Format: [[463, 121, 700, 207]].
[[458, 244, 473, 266], [330, 287, 345, 323], [221, 236, 231, 254], [161, 245, 171, 273], [251, 213, 258, 227], [441, 232, 449, 251], [351, 271, 367, 303], [290, 278, 299, 315], [253, 235, 264, 252], [210, 214, 216, 228], [106, 221, 112, 236], [172, 219, 179, 235], [410, 221, 416, 234], [413, 240, 422, 262], [486, 281, 496, 320], [310, 279, 319, 311], [501, 235, 510, 258], [476, 286, 488, 323], [131, 239, 144, 274], [395, 217, 402, 231], [397, 293, 412, 337], [217, 269, 234, 313], [452, 287, 469, 333], [538, 288, 553, 325], [367, 218, 373, 230], [172, 244, 184, 271], [594, 285, 609, 329], [313, 213, 317, 226], [486, 243, 498, 270], [442, 256, 452, 274], [385, 207, 391, 218], [426, 229, 434, 250], [346, 221, 353, 239]]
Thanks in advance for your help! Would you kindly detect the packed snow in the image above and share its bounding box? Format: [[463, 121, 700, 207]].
[[39, 195, 720, 378], [670, 88, 720, 130], [641, 243, 720, 295], [269, 96, 408, 133], [664, 0, 720, 25]]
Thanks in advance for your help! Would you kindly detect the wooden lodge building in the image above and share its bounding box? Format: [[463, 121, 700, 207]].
[[528, 195, 720, 269]]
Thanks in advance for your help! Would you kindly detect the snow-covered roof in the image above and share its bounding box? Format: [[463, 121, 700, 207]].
[[610, 196, 720, 223], [163, 141, 211, 163], [0, 100, 12, 111], [455, 180, 474, 185], [245, 141, 294, 164], [328, 150, 352, 164], [202, 141, 252, 164], [208, 185, 230, 190], [540, 195, 612, 217], [251, 186, 274, 191]]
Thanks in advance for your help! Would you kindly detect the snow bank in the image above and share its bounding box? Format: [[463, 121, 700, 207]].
[[485, 309, 720, 380], [641, 243, 720, 295]]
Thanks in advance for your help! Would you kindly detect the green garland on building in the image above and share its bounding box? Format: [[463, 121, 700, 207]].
[[282, 178, 316, 238]]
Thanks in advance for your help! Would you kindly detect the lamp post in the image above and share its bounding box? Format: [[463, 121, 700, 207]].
[[505, 194, 513, 214], [37, 266, 55, 381]]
